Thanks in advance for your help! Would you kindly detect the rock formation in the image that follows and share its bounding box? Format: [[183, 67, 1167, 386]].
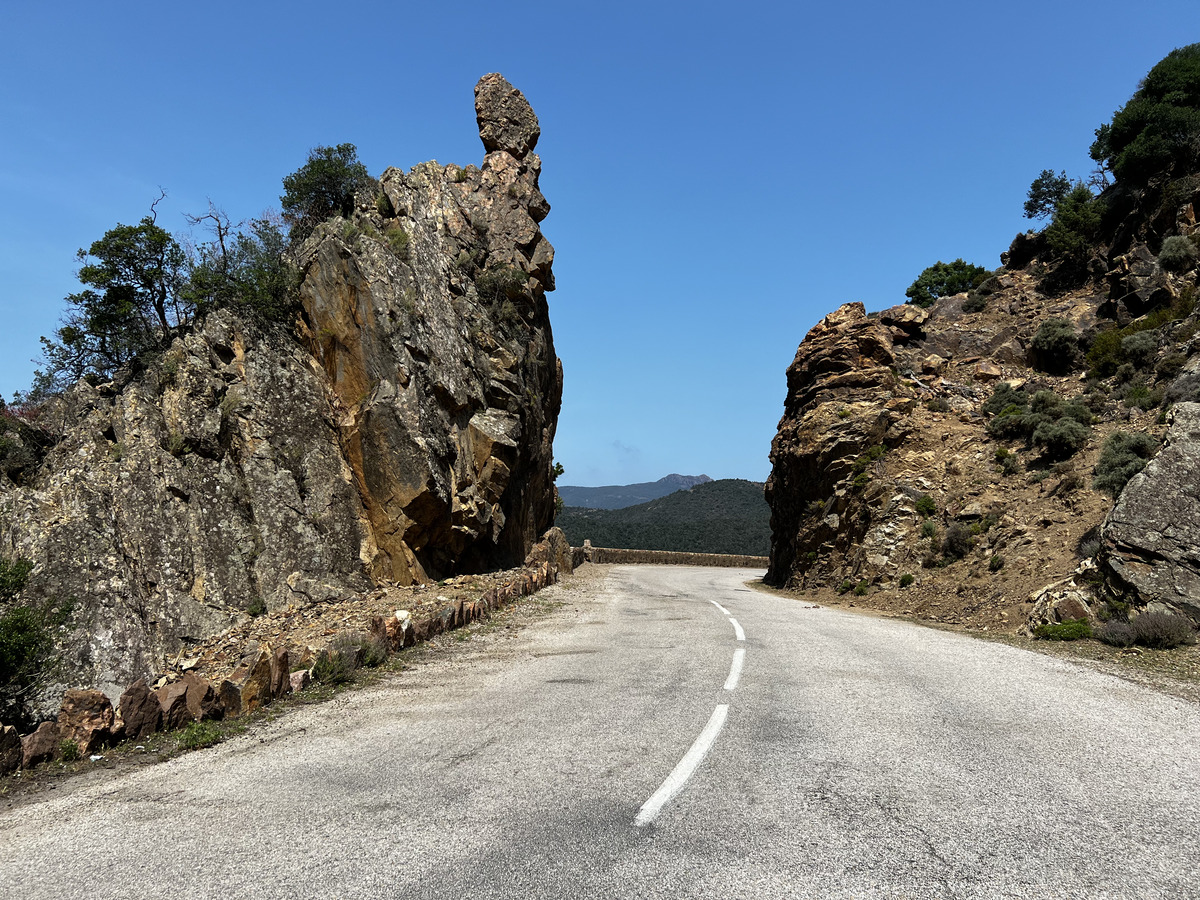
[[1101, 402, 1200, 620], [0, 74, 562, 704]]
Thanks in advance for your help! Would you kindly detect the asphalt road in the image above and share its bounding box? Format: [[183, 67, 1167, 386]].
[[2, 564, 1199, 899]]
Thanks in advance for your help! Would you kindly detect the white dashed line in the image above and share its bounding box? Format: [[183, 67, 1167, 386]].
[[729, 617, 745, 642], [724, 648, 745, 691], [709, 600, 730, 616], [634, 704, 730, 827]]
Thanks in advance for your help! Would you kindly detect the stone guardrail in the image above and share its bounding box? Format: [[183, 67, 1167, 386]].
[[576, 542, 769, 569]]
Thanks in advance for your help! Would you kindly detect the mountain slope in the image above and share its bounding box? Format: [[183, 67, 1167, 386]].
[[556, 478, 768, 555], [556, 473, 711, 510]]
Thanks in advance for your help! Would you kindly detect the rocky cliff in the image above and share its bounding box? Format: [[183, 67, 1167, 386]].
[[765, 180, 1200, 631], [0, 74, 562, 701]]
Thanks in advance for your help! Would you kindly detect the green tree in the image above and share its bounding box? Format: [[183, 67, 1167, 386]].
[[184, 206, 296, 323], [1044, 184, 1103, 266], [1091, 44, 1200, 186], [40, 203, 191, 386], [0, 556, 73, 729], [1024, 169, 1073, 220], [905, 259, 991, 308], [280, 143, 374, 242]]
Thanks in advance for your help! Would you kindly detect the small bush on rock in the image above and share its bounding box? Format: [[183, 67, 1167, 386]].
[[899, 573, 915, 588], [1095, 620, 1137, 647], [915, 494, 937, 517], [1159, 235, 1199, 272], [941, 523, 974, 560], [1032, 417, 1090, 460], [1030, 318, 1080, 373]]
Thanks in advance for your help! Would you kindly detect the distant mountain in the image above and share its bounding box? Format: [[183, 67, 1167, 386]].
[[557, 473, 712, 510], [556, 479, 769, 556]]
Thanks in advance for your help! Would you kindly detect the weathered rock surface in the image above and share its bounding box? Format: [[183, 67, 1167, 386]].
[[1102, 402, 1200, 622], [21, 720, 59, 768], [0, 74, 562, 710], [156, 682, 192, 730], [57, 689, 114, 755], [117, 678, 162, 740]]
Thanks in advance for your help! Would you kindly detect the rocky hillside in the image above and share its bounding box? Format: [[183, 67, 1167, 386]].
[[557, 473, 712, 509], [765, 48, 1200, 633], [0, 74, 563, 702]]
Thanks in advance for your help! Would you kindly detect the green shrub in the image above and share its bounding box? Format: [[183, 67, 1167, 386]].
[[995, 446, 1021, 476], [1130, 611, 1196, 649], [982, 383, 1028, 417], [941, 523, 974, 560], [853, 580, 869, 596], [1156, 353, 1186, 382], [899, 573, 915, 588], [246, 596, 266, 618], [962, 294, 987, 313], [1030, 319, 1080, 373], [1159, 235, 1199, 272], [0, 557, 33, 603], [926, 397, 950, 413], [988, 554, 1005, 572], [1121, 331, 1158, 369], [59, 739, 80, 761], [920, 519, 939, 540], [905, 259, 991, 308], [385, 223, 410, 259], [852, 472, 871, 490], [1032, 417, 1089, 460], [1095, 620, 1137, 647], [1087, 329, 1126, 378], [1034, 619, 1092, 641], [915, 494, 937, 518], [837, 579, 853, 595]]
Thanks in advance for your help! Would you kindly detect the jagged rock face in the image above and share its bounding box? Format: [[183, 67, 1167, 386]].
[[0, 74, 561, 701], [765, 303, 912, 586], [1102, 402, 1200, 621]]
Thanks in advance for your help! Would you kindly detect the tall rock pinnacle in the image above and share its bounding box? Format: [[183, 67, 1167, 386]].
[[475, 73, 540, 159]]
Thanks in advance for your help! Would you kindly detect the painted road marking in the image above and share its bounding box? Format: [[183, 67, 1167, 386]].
[[709, 600, 730, 615], [634, 704, 730, 827], [729, 617, 745, 642], [724, 648, 745, 691]]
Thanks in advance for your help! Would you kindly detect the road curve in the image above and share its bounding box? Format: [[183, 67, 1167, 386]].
[[2, 564, 1198, 899]]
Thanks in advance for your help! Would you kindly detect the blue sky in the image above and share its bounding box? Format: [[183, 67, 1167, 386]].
[[2, 2, 1197, 486]]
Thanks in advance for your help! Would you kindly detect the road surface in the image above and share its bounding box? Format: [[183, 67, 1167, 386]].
[[2, 564, 1198, 899]]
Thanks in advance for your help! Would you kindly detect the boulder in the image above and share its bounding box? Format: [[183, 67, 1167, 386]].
[[475, 73, 540, 159], [230, 650, 273, 715], [182, 672, 224, 721], [218, 680, 243, 719], [117, 678, 162, 740], [21, 721, 59, 768], [1102, 402, 1200, 622], [0, 726, 22, 775], [269, 647, 291, 699], [156, 682, 192, 730], [57, 689, 115, 756]]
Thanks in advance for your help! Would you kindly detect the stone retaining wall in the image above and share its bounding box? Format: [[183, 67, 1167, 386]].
[[578, 544, 769, 568]]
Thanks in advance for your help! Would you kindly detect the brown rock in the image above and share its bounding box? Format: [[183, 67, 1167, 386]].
[[21, 721, 59, 768], [182, 672, 224, 721], [57, 689, 115, 756], [269, 646, 291, 698], [238, 650, 274, 714], [475, 73, 540, 159], [0, 725, 22, 774], [156, 682, 192, 730], [218, 680, 243, 719], [118, 678, 162, 740]]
